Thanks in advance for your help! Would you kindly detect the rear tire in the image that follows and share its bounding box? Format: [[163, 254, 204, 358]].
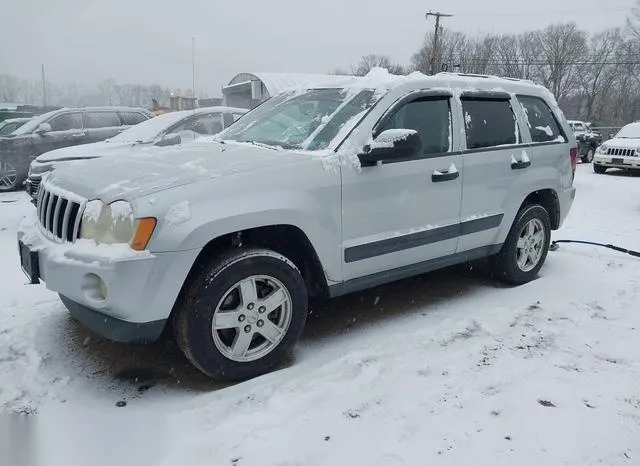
[[0, 157, 23, 192], [491, 205, 551, 285], [593, 163, 607, 174], [173, 248, 308, 381]]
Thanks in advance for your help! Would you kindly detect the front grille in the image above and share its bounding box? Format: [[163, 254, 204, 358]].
[[606, 147, 637, 157], [28, 179, 40, 198], [36, 185, 84, 242]]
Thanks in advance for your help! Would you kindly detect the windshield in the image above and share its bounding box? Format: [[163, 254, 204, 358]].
[[108, 111, 192, 143], [615, 123, 640, 139], [11, 110, 59, 135], [572, 123, 585, 132], [217, 88, 379, 151]]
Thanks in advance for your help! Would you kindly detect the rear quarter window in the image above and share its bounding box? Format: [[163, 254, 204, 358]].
[[120, 112, 148, 126], [461, 99, 519, 149], [517, 95, 566, 143], [85, 111, 122, 129]]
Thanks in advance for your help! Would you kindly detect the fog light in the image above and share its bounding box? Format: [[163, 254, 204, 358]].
[[81, 273, 107, 302]]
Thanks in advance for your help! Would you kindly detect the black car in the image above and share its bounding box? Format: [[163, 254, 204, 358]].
[[0, 107, 152, 192]]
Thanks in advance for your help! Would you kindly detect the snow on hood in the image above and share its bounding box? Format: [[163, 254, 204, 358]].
[[35, 141, 138, 163], [602, 137, 640, 149], [43, 141, 313, 203]]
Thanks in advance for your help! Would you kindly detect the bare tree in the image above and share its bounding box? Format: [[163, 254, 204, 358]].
[[627, 0, 640, 40], [352, 54, 405, 76]]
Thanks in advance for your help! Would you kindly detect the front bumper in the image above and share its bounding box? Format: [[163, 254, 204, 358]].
[[17, 220, 201, 343], [25, 176, 41, 201], [594, 154, 640, 169]]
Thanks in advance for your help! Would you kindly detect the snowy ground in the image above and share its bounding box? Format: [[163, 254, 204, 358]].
[[1, 164, 639, 466]]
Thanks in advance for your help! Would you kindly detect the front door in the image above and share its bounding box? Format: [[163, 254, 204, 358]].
[[341, 95, 463, 281], [35, 111, 85, 159]]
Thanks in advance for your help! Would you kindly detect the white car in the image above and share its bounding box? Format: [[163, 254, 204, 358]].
[[593, 122, 640, 174], [26, 106, 247, 198]]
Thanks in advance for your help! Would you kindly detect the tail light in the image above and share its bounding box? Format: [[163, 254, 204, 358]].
[[569, 146, 578, 171]]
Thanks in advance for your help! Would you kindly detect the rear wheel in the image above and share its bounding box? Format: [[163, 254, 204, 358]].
[[173, 248, 308, 381], [593, 163, 607, 174], [491, 204, 551, 285], [0, 159, 20, 192], [581, 149, 594, 163]]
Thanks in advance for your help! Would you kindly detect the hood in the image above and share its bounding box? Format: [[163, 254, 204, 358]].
[[36, 141, 139, 162], [44, 141, 314, 203], [602, 137, 640, 150]]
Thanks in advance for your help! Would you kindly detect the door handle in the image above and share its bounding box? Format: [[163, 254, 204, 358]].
[[432, 170, 460, 182], [511, 160, 531, 170], [72, 132, 87, 138]]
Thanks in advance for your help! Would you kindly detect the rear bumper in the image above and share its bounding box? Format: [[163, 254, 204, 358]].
[[594, 154, 640, 169]]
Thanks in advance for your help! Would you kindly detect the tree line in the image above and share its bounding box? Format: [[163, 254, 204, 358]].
[[348, 2, 640, 127]]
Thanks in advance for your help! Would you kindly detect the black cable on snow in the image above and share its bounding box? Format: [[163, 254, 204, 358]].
[[550, 239, 640, 258]]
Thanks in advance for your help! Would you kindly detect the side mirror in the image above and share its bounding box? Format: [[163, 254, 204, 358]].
[[155, 133, 181, 147], [36, 123, 51, 134], [358, 129, 422, 166]]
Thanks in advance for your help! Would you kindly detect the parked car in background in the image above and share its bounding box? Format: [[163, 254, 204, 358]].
[[0, 106, 152, 192], [18, 72, 576, 381], [567, 120, 602, 163], [25, 106, 247, 199], [593, 121, 640, 174], [0, 117, 31, 136]]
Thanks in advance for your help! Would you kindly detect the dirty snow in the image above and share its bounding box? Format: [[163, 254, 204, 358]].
[[164, 201, 191, 226], [1, 164, 640, 465]]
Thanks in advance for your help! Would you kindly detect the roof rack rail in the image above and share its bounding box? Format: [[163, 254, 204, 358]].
[[437, 72, 535, 84]]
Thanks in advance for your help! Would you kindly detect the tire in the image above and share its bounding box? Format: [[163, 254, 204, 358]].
[[0, 156, 23, 192], [593, 163, 607, 174], [173, 248, 308, 381], [581, 149, 594, 163], [491, 204, 551, 285]]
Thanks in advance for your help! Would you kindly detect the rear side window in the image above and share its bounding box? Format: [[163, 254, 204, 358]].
[[461, 99, 518, 149], [49, 112, 83, 131], [120, 112, 148, 126], [517, 95, 566, 143], [85, 111, 122, 129]]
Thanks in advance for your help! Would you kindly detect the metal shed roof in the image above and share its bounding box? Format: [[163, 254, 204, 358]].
[[226, 72, 357, 97]]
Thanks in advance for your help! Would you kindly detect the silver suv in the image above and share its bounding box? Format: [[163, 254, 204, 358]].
[[17, 72, 577, 381]]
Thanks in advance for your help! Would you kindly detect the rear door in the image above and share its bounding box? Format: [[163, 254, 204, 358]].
[[457, 93, 529, 253], [35, 111, 85, 158], [341, 92, 463, 281], [84, 110, 125, 143]]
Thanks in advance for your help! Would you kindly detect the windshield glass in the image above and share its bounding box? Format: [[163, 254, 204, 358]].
[[217, 88, 379, 151], [615, 123, 640, 139], [108, 111, 192, 143], [11, 110, 59, 135], [572, 123, 585, 132]]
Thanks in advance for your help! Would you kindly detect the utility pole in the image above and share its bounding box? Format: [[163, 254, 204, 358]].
[[191, 37, 196, 103], [425, 11, 453, 75], [41, 64, 47, 107]]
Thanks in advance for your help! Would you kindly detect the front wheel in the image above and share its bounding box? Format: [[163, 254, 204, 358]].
[[581, 149, 594, 163], [173, 248, 308, 381], [491, 205, 551, 285], [0, 158, 21, 192], [593, 163, 607, 174]]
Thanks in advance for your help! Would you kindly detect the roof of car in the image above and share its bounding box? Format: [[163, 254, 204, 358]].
[[53, 106, 151, 112], [1, 117, 32, 123]]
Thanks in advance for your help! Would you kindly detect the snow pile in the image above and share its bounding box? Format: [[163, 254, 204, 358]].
[[164, 201, 191, 226], [370, 129, 417, 149]]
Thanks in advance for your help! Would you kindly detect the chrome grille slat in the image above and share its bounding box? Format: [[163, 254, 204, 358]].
[[606, 147, 637, 157], [35, 184, 85, 242]]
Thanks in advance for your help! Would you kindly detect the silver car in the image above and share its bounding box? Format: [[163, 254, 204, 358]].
[[18, 72, 576, 381]]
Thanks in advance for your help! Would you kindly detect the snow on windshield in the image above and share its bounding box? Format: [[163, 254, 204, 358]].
[[615, 123, 640, 139], [108, 111, 196, 143]]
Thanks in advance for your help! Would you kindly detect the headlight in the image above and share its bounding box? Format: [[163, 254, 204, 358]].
[[596, 144, 608, 154], [29, 162, 54, 176], [80, 200, 156, 250]]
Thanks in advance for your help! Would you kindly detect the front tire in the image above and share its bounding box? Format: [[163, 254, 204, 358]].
[[581, 149, 594, 163], [173, 248, 308, 381], [593, 163, 607, 174], [491, 205, 551, 285]]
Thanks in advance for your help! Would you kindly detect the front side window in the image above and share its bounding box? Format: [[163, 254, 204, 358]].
[[218, 88, 380, 151], [120, 112, 148, 126], [462, 99, 518, 149], [169, 114, 224, 137], [377, 98, 451, 155], [49, 112, 83, 131], [517, 95, 565, 143], [85, 112, 122, 129]]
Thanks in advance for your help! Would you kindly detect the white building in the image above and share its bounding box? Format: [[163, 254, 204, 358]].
[[221, 72, 355, 109]]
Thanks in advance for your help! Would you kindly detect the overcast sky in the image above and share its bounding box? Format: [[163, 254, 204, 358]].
[[1, 0, 635, 96]]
